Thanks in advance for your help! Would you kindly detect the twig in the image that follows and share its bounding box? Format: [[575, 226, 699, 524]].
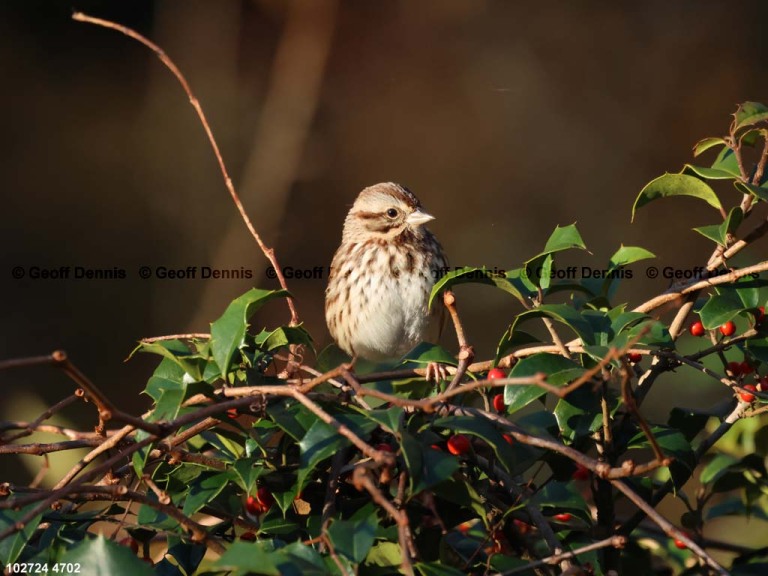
[[352, 467, 415, 576], [620, 402, 747, 536], [620, 361, 664, 463], [500, 535, 626, 575], [611, 479, 729, 575], [1, 394, 81, 443], [443, 290, 474, 391], [541, 317, 571, 359], [140, 333, 210, 344], [634, 260, 768, 315], [71, 11, 299, 328]]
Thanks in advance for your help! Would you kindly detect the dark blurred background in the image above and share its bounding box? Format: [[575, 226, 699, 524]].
[[2, 0, 768, 493]]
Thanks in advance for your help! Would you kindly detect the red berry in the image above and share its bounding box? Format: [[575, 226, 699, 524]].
[[246, 487, 274, 515], [493, 394, 506, 412], [719, 321, 736, 336], [758, 376, 768, 392], [502, 433, 514, 445], [245, 495, 262, 515], [240, 531, 257, 541], [553, 513, 572, 522], [628, 352, 642, 363], [226, 408, 238, 419], [572, 464, 590, 481], [740, 362, 754, 375], [488, 368, 506, 380], [430, 444, 443, 451], [376, 443, 394, 453], [447, 434, 471, 456], [513, 518, 531, 535], [739, 384, 757, 403], [673, 538, 687, 550], [690, 320, 705, 337], [756, 306, 765, 323], [727, 361, 743, 376]]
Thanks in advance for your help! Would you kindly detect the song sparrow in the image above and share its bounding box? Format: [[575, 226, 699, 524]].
[[325, 182, 447, 362]]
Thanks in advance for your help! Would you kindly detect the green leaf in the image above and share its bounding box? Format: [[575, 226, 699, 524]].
[[539, 253, 554, 291], [692, 223, 725, 245], [694, 206, 743, 247], [327, 517, 378, 563], [155, 537, 206, 576], [133, 339, 206, 381], [628, 428, 694, 489], [210, 288, 289, 378], [734, 101, 768, 133], [632, 173, 722, 222], [215, 541, 281, 575], [0, 505, 43, 565], [433, 415, 536, 476], [401, 342, 457, 366], [682, 164, 738, 180], [256, 325, 313, 352], [357, 406, 404, 435], [400, 430, 459, 493], [298, 414, 377, 488], [692, 137, 727, 157], [700, 454, 739, 485], [494, 329, 539, 365], [608, 246, 655, 269], [61, 534, 155, 576], [553, 385, 608, 441], [698, 292, 745, 330], [533, 481, 590, 519], [710, 146, 741, 178], [504, 353, 585, 413], [705, 497, 768, 522], [512, 304, 595, 344], [183, 471, 231, 516], [542, 223, 588, 254], [735, 181, 768, 202], [428, 266, 526, 308]]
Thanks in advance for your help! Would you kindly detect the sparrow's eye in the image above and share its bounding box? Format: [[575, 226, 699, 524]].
[[386, 208, 399, 219]]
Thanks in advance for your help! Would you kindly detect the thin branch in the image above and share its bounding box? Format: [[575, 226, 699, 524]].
[[500, 535, 626, 575], [443, 290, 474, 391], [611, 479, 728, 575], [71, 11, 299, 328], [140, 333, 210, 344]]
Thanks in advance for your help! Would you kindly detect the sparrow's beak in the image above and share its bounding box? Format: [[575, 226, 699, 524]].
[[406, 209, 435, 227]]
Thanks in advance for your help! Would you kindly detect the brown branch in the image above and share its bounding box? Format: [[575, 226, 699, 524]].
[[474, 455, 571, 573], [503, 535, 626, 575], [0, 353, 59, 371], [611, 479, 729, 575], [71, 11, 299, 328], [1, 394, 81, 443], [139, 333, 210, 344], [634, 260, 768, 315], [620, 402, 746, 536], [620, 361, 664, 463], [65, 485, 222, 553], [443, 290, 474, 391], [352, 467, 415, 576]]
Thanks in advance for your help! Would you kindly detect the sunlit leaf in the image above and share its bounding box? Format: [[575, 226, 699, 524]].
[[632, 173, 722, 222]]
